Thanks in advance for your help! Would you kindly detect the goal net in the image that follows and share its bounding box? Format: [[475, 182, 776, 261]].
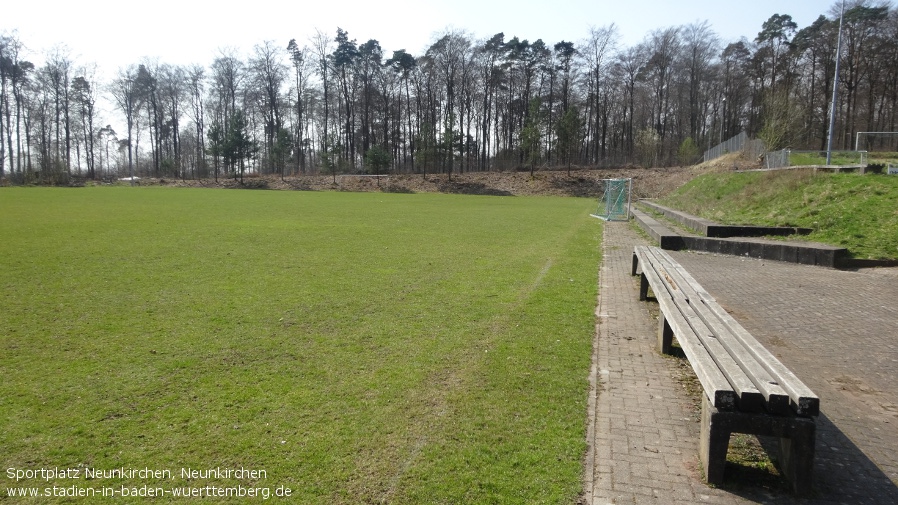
[[591, 178, 632, 221]]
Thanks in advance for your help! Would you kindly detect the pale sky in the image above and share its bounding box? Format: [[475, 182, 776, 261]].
[[4, 0, 837, 73]]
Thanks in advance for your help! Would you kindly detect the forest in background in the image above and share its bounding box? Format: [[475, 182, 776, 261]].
[[1, 1, 897, 183]]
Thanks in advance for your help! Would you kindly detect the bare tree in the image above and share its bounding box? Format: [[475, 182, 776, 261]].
[[71, 71, 97, 177], [473, 33, 505, 171], [310, 29, 332, 167], [424, 30, 472, 178], [0, 33, 29, 177], [642, 27, 682, 162], [580, 24, 618, 163], [43, 47, 74, 174], [612, 45, 646, 159], [208, 48, 245, 177], [185, 64, 205, 177], [157, 64, 186, 177], [680, 22, 719, 142], [331, 28, 358, 167], [249, 41, 288, 175], [836, 2, 890, 149], [357, 39, 383, 157], [287, 39, 313, 173], [109, 66, 142, 179]]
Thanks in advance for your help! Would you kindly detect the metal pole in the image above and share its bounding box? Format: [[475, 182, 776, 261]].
[[626, 178, 632, 221], [826, 0, 845, 165], [720, 97, 726, 145]]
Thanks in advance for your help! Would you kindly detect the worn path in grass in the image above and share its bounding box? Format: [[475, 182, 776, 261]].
[[585, 221, 898, 504]]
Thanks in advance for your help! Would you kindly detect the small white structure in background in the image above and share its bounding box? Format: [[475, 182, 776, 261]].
[[119, 176, 140, 181]]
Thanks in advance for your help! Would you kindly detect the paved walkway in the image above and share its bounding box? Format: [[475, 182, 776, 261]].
[[585, 221, 898, 504]]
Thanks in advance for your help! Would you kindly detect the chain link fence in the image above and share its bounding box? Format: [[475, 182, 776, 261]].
[[763, 149, 790, 169], [704, 132, 766, 163]]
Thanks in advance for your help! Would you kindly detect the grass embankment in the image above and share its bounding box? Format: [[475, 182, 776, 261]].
[[659, 170, 898, 260], [0, 187, 601, 503]]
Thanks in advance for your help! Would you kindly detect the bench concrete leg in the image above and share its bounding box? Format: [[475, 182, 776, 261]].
[[779, 421, 816, 496], [631, 252, 639, 276], [700, 395, 731, 485], [699, 395, 816, 496], [657, 316, 673, 354], [639, 273, 649, 301]]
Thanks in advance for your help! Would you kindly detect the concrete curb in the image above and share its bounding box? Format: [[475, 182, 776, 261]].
[[631, 206, 848, 267]]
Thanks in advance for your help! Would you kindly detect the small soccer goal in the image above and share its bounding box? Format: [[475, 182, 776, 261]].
[[855, 132, 898, 152], [591, 178, 632, 221]]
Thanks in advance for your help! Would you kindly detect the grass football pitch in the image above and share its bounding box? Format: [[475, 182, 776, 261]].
[[0, 187, 601, 503]]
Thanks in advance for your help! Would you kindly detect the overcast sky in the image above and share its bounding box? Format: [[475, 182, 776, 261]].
[[4, 0, 837, 73]]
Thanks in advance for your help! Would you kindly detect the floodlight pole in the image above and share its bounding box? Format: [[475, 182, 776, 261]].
[[826, 0, 845, 165], [719, 97, 726, 145]]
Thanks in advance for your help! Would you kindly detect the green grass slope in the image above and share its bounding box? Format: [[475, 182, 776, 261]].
[[0, 187, 601, 504], [659, 170, 898, 260], [788, 151, 898, 167]]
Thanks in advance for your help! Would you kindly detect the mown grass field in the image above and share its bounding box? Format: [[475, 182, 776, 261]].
[[659, 170, 898, 259], [0, 187, 601, 503]]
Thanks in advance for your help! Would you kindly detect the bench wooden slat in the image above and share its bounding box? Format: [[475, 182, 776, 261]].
[[686, 286, 820, 417], [634, 247, 737, 411], [643, 248, 766, 413], [653, 249, 819, 416], [649, 248, 792, 415]]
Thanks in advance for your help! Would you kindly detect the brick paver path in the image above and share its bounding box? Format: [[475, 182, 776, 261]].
[[586, 221, 898, 504]]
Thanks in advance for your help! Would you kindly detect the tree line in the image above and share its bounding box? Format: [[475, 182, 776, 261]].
[[1, 1, 897, 183]]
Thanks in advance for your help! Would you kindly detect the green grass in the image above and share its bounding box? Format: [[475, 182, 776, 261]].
[[659, 170, 898, 259], [0, 187, 601, 503], [788, 150, 898, 167]]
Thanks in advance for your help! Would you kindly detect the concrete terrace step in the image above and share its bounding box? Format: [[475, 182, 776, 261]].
[[639, 200, 813, 238], [631, 206, 848, 267], [629, 207, 684, 250]]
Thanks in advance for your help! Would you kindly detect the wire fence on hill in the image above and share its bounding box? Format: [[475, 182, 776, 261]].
[[704, 132, 766, 163]]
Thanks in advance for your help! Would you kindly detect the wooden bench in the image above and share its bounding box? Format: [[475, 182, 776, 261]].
[[631, 245, 819, 495]]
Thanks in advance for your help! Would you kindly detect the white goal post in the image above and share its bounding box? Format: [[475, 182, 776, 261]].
[[855, 132, 898, 151]]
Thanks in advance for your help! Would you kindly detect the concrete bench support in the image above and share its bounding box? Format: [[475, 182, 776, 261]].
[[701, 395, 817, 495]]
